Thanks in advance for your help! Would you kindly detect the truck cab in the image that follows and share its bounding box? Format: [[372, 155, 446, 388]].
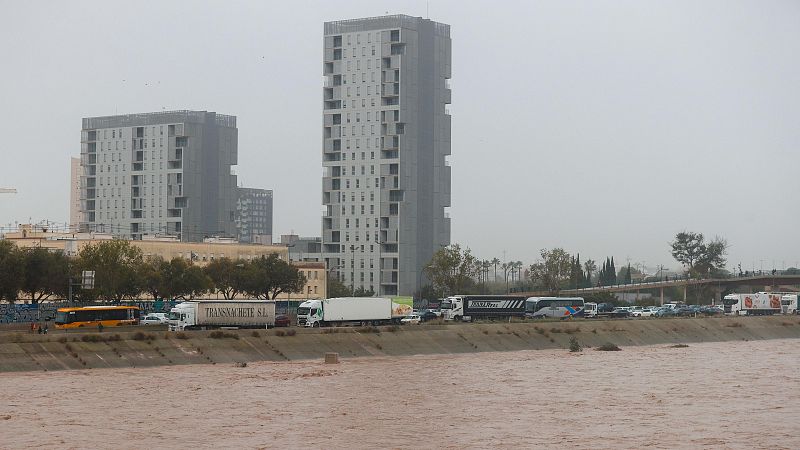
[[781, 294, 798, 315], [297, 300, 323, 327], [440, 296, 464, 321], [168, 302, 195, 331]]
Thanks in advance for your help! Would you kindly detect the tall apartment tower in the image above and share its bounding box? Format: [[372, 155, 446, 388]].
[[79, 110, 238, 241], [69, 156, 83, 231], [235, 187, 273, 244], [321, 15, 452, 296]]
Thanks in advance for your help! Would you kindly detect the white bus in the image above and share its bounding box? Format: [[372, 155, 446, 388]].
[[525, 297, 585, 319]]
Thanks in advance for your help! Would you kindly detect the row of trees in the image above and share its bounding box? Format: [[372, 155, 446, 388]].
[[422, 230, 734, 297], [0, 240, 307, 303]]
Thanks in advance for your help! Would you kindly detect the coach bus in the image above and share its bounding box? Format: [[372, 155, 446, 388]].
[[54, 306, 140, 329], [525, 297, 585, 319]]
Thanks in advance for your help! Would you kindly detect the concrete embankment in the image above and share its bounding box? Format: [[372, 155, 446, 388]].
[[1, 316, 799, 372]]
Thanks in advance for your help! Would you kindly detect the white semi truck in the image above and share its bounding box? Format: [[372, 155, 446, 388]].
[[781, 294, 798, 315], [168, 300, 276, 331], [296, 297, 411, 327], [722, 293, 782, 316]]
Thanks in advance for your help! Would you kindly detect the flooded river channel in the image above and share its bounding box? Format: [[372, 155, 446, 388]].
[[2, 338, 798, 449]]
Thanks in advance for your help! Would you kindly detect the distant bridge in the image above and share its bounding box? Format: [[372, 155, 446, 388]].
[[520, 275, 800, 304]]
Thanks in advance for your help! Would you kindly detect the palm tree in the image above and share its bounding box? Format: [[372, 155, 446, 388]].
[[584, 259, 597, 287], [491, 258, 500, 282]]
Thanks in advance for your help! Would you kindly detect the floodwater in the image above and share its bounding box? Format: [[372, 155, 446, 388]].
[[1, 339, 799, 449]]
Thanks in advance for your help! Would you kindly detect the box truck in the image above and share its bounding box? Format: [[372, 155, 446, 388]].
[[722, 293, 782, 316], [296, 297, 410, 327], [168, 300, 276, 331]]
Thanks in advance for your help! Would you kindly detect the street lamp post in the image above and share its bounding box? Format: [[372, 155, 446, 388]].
[[349, 245, 356, 296]]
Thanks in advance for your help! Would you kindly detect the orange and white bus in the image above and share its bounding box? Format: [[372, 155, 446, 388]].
[[54, 306, 140, 329]]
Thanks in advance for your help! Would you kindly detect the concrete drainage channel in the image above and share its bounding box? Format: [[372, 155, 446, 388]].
[[1, 316, 799, 372]]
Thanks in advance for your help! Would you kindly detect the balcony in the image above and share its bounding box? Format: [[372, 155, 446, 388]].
[[323, 177, 341, 191], [381, 137, 399, 151], [324, 100, 342, 110], [382, 83, 399, 97], [82, 130, 97, 142], [324, 138, 342, 153], [390, 43, 405, 55], [323, 75, 342, 87]]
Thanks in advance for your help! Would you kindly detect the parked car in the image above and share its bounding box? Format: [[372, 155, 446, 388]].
[[700, 306, 723, 316], [274, 314, 291, 327], [140, 314, 167, 325], [401, 314, 422, 325], [631, 307, 655, 317], [420, 311, 439, 322], [611, 308, 631, 318], [654, 307, 677, 318]]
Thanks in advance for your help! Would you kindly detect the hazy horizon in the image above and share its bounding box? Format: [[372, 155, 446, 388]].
[[1, 0, 798, 273]]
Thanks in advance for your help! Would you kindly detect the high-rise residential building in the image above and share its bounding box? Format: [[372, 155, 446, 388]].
[[236, 187, 273, 244], [69, 157, 82, 231], [321, 15, 452, 296], [79, 110, 238, 241]]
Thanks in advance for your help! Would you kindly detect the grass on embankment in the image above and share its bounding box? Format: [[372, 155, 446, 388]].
[[1, 315, 799, 372]]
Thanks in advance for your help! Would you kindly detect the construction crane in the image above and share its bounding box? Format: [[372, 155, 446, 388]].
[[0, 188, 17, 194]]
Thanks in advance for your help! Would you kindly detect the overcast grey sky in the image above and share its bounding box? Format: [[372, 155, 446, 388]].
[[1, 0, 798, 272]]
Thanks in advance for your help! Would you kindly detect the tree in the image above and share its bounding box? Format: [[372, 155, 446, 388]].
[[0, 241, 23, 302], [785, 267, 800, 275], [352, 287, 375, 297], [158, 258, 212, 300], [243, 254, 307, 300], [491, 258, 500, 282], [583, 259, 596, 288], [670, 231, 728, 278], [204, 257, 247, 299], [423, 244, 479, 297], [19, 247, 70, 303], [528, 248, 572, 294], [77, 240, 144, 302], [327, 277, 351, 298], [139, 256, 168, 300], [622, 263, 633, 284], [415, 284, 439, 302]]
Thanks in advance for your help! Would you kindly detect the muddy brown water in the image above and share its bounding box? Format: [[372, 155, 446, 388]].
[[1, 338, 798, 449]]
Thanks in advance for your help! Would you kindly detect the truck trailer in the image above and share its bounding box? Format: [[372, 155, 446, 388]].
[[168, 300, 276, 331], [722, 293, 782, 316], [296, 297, 410, 327], [441, 295, 528, 322]]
